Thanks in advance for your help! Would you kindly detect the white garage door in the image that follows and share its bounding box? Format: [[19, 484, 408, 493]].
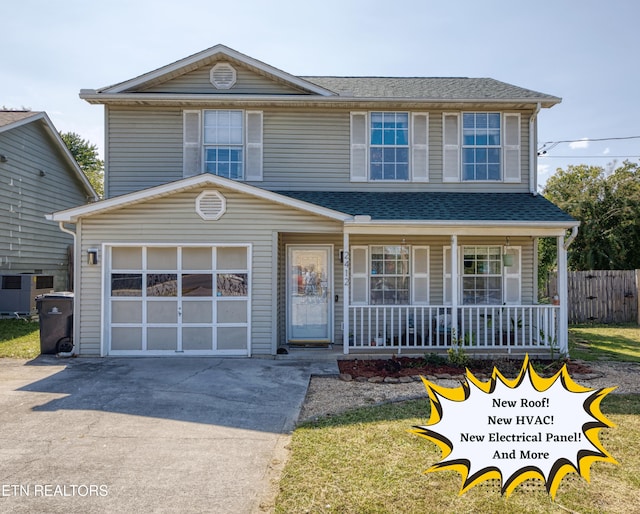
[[107, 245, 250, 355]]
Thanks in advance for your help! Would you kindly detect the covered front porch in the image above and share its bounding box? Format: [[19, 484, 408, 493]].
[[347, 304, 559, 355], [340, 224, 576, 358]]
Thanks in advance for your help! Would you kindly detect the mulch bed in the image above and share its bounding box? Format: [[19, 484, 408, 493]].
[[337, 356, 593, 379]]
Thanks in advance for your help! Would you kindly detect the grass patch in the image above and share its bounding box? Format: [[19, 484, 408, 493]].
[[0, 319, 40, 359], [569, 324, 640, 362], [276, 396, 640, 514]]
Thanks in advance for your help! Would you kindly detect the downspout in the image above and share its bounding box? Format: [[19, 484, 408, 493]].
[[564, 225, 578, 250], [57, 221, 79, 357], [529, 102, 541, 195]]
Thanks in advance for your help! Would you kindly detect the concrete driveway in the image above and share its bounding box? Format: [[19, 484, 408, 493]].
[[0, 356, 338, 513]]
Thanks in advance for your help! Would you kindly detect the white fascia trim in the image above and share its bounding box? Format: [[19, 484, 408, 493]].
[[344, 220, 580, 237], [78, 92, 560, 108], [93, 44, 336, 97], [47, 174, 352, 223], [1, 112, 98, 200]]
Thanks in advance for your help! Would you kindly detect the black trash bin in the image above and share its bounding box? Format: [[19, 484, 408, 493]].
[[36, 292, 74, 354]]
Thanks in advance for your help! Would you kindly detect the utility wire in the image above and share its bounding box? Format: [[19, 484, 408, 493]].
[[539, 155, 640, 159], [539, 135, 640, 146], [538, 135, 640, 156]]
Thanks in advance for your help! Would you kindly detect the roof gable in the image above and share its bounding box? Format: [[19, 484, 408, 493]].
[[48, 174, 350, 223], [0, 111, 98, 200], [81, 44, 560, 108], [94, 44, 336, 97]]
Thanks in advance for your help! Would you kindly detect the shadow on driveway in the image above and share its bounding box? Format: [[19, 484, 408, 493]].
[[18, 356, 339, 433], [0, 355, 339, 513]]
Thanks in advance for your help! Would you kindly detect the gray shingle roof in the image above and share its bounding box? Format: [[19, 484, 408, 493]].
[[302, 77, 560, 104], [275, 191, 576, 223], [0, 110, 39, 128]]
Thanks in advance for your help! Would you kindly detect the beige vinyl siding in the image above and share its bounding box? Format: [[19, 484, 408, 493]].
[[107, 107, 183, 197], [0, 121, 90, 290], [140, 65, 307, 95], [258, 110, 350, 189], [106, 106, 534, 197], [348, 236, 535, 305], [76, 187, 342, 356]]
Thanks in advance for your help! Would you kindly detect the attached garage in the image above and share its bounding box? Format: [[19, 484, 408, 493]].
[[107, 245, 251, 355], [47, 174, 347, 357]]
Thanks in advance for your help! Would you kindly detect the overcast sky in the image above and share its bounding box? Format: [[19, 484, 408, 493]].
[[2, 0, 638, 188]]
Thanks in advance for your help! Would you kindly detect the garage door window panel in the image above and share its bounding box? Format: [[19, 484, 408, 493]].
[[217, 273, 248, 296], [112, 274, 142, 296], [182, 274, 213, 296]]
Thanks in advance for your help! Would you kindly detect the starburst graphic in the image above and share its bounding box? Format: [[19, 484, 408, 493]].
[[410, 355, 618, 498]]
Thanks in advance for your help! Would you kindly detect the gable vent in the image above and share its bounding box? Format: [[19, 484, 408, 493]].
[[210, 62, 237, 89], [196, 190, 226, 220]]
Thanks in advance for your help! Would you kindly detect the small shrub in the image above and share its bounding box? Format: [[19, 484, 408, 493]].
[[447, 346, 469, 367], [421, 352, 447, 367]]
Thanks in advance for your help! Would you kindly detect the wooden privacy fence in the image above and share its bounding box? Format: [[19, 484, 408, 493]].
[[545, 270, 640, 324]]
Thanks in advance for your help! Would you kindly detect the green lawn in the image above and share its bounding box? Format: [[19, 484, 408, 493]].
[[0, 318, 40, 359], [569, 324, 640, 362], [275, 395, 640, 514], [275, 324, 640, 514]]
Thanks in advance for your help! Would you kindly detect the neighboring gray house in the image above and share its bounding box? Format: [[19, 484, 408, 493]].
[[49, 45, 578, 357], [0, 111, 98, 306]]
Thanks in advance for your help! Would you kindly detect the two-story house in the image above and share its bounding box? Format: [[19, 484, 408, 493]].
[[48, 44, 578, 357]]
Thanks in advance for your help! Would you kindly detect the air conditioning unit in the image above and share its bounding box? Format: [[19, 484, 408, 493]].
[[0, 274, 55, 316]]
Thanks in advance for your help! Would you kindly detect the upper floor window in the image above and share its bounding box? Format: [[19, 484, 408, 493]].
[[350, 112, 428, 183], [183, 110, 263, 181], [370, 112, 409, 181], [462, 113, 501, 181], [203, 110, 244, 179], [443, 112, 521, 183]]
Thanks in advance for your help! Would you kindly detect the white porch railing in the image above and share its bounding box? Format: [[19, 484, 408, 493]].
[[347, 305, 559, 353]]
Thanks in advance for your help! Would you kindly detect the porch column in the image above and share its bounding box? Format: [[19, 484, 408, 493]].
[[557, 235, 569, 355], [343, 231, 350, 354], [451, 234, 459, 338]]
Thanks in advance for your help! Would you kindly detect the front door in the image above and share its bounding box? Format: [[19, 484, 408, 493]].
[[287, 246, 332, 344]]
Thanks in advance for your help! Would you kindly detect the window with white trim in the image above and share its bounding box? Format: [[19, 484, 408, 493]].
[[370, 113, 409, 180], [462, 113, 501, 181], [443, 245, 521, 305], [350, 245, 429, 305], [442, 112, 520, 183], [350, 112, 428, 182], [203, 110, 244, 179], [183, 110, 263, 181], [462, 246, 502, 304], [371, 245, 410, 304]]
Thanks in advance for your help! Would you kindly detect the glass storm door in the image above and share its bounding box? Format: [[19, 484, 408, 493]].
[[287, 246, 332, 343]]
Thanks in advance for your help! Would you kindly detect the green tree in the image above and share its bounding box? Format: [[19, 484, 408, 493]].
[[60, 131, 104, 197], [540, 161, 640, 278]]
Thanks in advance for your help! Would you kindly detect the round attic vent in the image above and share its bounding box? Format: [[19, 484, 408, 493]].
[[196, 190, 226, 220], [210, 62, 237, 89]]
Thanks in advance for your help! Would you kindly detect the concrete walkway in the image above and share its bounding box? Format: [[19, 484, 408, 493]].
[[0, 356, 338, 513]]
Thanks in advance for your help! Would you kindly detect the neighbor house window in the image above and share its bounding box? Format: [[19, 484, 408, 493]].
[[203, 110, 244, 179], [462, 246, 502, 304], [462, 113, 501, 181]]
